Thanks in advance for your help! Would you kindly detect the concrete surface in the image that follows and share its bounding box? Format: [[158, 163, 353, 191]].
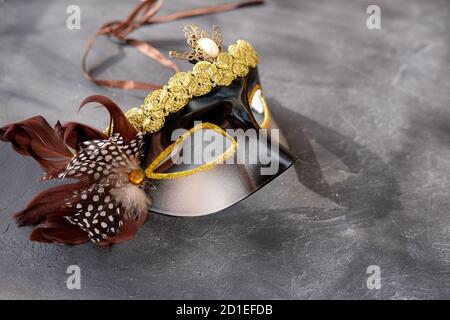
[[0, 0, 450, 299]]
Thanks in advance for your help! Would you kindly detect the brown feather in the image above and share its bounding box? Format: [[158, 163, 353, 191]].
[[1, 98, 147, 245], [15, 181, 85, 227], [55, 121, 107, 150], [30, 215, 90, 244], [79, 95, 137, 143], [102, 209, 148, 245], [0, 116, 72, 176]]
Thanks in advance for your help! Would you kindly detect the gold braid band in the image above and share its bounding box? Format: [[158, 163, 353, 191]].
[[125, 40, 259, 134]]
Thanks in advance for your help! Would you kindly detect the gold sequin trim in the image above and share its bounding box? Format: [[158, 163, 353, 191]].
[[125, 40, 259, 134]]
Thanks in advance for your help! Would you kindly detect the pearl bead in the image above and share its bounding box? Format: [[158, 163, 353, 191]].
[[198, 38, 219, 58]]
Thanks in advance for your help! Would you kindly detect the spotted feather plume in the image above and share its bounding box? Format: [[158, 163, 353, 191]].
[[61, 133, 150, 243], [0, 95, 151, 246]]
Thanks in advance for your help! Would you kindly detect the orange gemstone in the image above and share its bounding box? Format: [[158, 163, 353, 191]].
[[128, 169, 145, 185]]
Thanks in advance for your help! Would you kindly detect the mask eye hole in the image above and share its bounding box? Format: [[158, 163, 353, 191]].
[[145, 122, 237, 180], [248, 85, 270, 129]]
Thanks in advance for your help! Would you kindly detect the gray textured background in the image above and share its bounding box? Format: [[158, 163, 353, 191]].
[[1, 0, 450, 299]]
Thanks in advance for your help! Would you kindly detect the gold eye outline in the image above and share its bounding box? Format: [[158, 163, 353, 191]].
[[248, 84, 271, 129], [145, 122, 238, 179]]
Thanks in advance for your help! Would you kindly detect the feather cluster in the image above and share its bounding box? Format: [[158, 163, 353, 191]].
[[0, 95, 151, 245]]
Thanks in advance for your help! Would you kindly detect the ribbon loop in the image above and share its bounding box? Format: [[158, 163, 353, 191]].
[[82, 0, 264, 91]]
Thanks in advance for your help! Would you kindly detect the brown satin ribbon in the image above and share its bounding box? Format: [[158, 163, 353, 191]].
[[82, 0, 264, 91]]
